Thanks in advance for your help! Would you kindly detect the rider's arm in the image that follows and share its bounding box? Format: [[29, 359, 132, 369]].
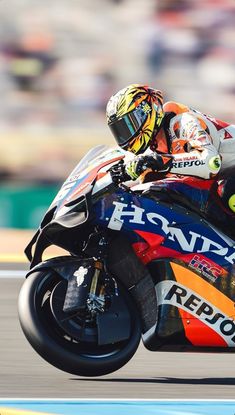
[[169, 113, 221, 179]]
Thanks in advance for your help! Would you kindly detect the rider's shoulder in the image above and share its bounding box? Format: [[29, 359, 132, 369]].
[[163, 101, 190, 115]]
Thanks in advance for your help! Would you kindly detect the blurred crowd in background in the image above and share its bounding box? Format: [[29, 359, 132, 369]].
[[0, 0, 235, 184]]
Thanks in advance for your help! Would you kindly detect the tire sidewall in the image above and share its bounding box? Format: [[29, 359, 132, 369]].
[[18, 270, 141, 377]]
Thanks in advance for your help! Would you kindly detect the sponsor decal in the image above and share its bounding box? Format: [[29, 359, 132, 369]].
[[208, 155, 221, 171], [156, 280, 235, 346], [173, 155, 198, 161], [172, 160, 206, 169], [107, 201, 235, 265], [74, 266, 88, 287], [189, 254, 222, 282]]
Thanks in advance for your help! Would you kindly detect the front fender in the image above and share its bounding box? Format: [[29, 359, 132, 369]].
[[25, 255, 93, 281], [26, 255, 96, 312]]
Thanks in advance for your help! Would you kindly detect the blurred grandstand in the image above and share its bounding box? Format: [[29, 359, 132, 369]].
[[0, 0, 234, 185]]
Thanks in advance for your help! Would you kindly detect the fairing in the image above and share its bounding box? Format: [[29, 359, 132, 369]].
[[25, 145, 124, 264], [25, 145, 235, 351], [93, 181, 235, 349]]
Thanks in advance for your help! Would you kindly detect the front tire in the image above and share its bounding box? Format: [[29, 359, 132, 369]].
[[18, 270, 141, 377]]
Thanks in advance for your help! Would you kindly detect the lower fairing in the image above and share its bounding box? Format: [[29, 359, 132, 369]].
[[145, 261, 235, 350]]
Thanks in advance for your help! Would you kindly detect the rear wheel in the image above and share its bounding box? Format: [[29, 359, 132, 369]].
[[18, 269, 141, 377]]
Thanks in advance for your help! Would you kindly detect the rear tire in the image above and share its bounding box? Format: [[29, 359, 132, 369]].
[[18, 270, 141, 377]]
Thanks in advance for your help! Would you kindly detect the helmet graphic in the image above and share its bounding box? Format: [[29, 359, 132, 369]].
[[106, 84, 164, 154]]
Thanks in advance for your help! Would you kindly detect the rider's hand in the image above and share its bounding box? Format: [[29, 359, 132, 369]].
[[109, 160, 131, 184], [125, 154, 169, 180]]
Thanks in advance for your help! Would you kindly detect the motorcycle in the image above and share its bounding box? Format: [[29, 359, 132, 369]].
[[18, 144, 235, 377]]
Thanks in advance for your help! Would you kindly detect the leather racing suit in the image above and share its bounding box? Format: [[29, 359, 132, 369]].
[[126, 101, 235, 215], [146, 101, 235, 180]]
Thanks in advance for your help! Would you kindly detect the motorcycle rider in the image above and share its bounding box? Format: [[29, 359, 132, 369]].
[[106, 84, 235, 213]]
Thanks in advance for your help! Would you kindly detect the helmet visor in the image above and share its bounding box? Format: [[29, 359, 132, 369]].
[[109, 105, 148, 148]]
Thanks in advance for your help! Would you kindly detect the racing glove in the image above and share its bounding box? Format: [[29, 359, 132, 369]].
[[125, 154, 172, 180]]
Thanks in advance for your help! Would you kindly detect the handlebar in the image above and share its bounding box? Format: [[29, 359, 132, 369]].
[[109, 160, 131, 184]]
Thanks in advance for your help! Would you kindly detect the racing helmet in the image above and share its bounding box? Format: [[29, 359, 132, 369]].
[[106, 84, 164, 155]]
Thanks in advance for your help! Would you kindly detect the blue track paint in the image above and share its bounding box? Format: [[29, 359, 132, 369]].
[[0, 400, 235, 415]]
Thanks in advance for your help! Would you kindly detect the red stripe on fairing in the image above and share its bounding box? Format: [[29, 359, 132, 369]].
[[133, 230, 183, 264], [133, 230, 166, 264], [153, 176, 214, 190], [174, 177, 214, 190], [179, 309, 227, 347], [134, 230, 165, 247], [133, 231, 226, 279]]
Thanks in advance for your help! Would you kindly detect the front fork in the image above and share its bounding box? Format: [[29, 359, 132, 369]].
[[87, 260, 107, 315], [90, 261, 103, 296], [62, 231, 133, 345], [63, 231, 109, 313]]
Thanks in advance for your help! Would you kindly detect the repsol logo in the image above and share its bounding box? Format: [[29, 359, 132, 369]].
[[172, 160, 206, 168], [107, 201, 235, 265], [156, 280, 235, 346]]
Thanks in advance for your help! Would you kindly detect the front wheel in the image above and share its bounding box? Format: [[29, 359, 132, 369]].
[[18, 269, 141, 377]]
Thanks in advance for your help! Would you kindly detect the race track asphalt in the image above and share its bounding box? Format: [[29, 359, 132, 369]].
[[1, 266, 235, 400]]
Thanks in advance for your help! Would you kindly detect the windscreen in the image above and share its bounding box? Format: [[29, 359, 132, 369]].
[[50, 145, 124, 214]]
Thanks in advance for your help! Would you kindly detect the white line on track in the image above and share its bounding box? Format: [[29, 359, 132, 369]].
[[0, 270, 26, 278]]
